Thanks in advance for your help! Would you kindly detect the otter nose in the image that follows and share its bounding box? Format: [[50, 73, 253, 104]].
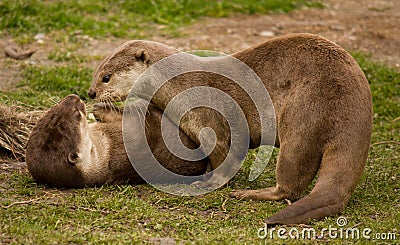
[[88, 89, 96, 99]]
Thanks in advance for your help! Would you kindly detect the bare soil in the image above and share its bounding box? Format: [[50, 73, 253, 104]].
[[157, 0, 400, 69]]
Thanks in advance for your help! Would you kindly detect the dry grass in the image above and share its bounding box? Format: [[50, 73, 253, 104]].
[[0, 103, 43, 161]]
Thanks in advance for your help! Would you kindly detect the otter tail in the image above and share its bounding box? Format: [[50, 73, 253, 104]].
[[266, 144, 369, 225]]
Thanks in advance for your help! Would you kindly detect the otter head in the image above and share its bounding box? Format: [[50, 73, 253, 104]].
[[88, 41, 151, 102], [26, 94, 88, 188], [88, 40, 180, 102]]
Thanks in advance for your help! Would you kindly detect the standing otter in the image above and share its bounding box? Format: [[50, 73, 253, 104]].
[[26, 94, 208, 188], [88, 33, 372, 224]]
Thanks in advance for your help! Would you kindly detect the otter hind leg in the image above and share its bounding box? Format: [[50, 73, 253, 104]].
[[231, 143, 321, 201], [264, 145, 367, 225]]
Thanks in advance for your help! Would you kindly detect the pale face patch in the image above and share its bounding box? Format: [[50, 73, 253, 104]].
[[97, 62, 148, 102], [75, 120, 111, 186]]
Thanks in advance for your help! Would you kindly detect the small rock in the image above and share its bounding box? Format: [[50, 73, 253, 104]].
[[24, 60, 36, 65], [330, 25, 344, 31], [346, 35, 357, 41], [34, 33, 45, 40], [156, 25, 166, 30], [34, 33, 46, 44], [259, 31, 275, 37], [73, 30, 83, 35], [226, 28, 234, 34]]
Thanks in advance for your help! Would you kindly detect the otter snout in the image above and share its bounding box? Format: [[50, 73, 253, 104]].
[[62, 94, 87, 115], [65, 94, 81, 102], [88, 89, 96, 99]]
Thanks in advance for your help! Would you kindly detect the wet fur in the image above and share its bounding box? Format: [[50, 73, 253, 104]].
[[89, 33, 373, 224]]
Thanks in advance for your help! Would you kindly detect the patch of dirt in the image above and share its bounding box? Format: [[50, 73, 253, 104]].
[[157, 0, 400, 69]]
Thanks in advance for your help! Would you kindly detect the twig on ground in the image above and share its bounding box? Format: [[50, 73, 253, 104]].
[[4, 46, 36, 60], [77, 206, 110, 215], [350, 222, 364, 228], [371, 141, 400, 146], [0, 196, 44, 209], [221, 198, 229, 212]]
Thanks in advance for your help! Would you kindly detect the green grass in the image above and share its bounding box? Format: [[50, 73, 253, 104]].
[[48, 48, 102, 63], [0, 0, 321, 41], [1, 65, 93, 107], [0, 0, 399, 244]]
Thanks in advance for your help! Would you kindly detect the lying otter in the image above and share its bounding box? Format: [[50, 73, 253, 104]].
[[88, 33, 372, 224], [26, 94, 208, 188]]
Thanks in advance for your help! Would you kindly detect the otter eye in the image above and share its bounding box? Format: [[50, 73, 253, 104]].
[[102, 74, 111, 83]]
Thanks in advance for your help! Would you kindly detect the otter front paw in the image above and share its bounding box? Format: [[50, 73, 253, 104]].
[[93, 103, 122, 123]]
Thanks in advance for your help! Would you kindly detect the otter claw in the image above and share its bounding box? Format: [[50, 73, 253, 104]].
[[230, 190, 251, 199]]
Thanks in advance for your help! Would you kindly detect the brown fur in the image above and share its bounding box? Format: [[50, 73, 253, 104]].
[[26, 95, 208, 188], [88, 41, 179, 101], [88, 33, 372, 224], [26, 95, 86, 187]]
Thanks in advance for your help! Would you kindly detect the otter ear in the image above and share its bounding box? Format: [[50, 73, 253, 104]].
[[134, 49, 150, 64], [68, 152, 79, 166]]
